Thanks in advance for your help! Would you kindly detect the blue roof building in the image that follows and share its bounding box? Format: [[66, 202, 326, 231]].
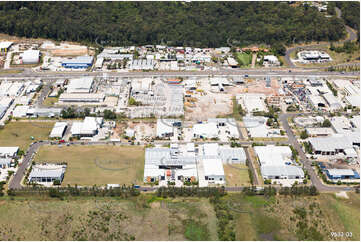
[[61, 56, 94, 69]]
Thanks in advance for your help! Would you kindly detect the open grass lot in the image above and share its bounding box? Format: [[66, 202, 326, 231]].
[[227, 192, 360, 241], [0, 192, 359, 240], [33, 145, 145, 186], [0, 121, 54, 150], [223, 164, 250, 187], [0, 195, 216, 241], [42, 97, 58, 106], [234, 52, 252, 66]]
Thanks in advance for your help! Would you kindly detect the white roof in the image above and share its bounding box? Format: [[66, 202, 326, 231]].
[[306, 127, 334, 136], [50, 122, 67, 138], [22, 50, 40, 63], [29, 164, 66, 179], [193, 122, 218, 138], [254, 145, 292, 166], [156, 119, 181, 137], [330, 116, 352, 134], [0, 41, 13, 49], [203, 158, 224, 176], [203, 143, 219, 157], [71, 117, 103, 136], [345, 95, 360, 108], [327, 169, 355, 177], [309, 133, 360, 152], [237, 93, 267, 113], [0, 147, 19, 157], [67, 77, 94, 93], [264, 55, 278, 62], [261, 165, 304, 178]]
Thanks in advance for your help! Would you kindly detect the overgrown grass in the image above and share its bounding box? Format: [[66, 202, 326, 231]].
[[234, 52, 252, 66], [183, 219, 209, 241]]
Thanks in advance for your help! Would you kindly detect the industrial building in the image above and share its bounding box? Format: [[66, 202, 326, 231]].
[[322, 93, 343, 111], [66, 77, 94, 93], [305, 127, 334, 137], [0, 147, 19, 158], [193, 122, 218, 139], [254, 145, 304, 180], [21, 50, 40, 64], [61, 56, 94, 69], [71, 117, 103, 137], [144, 144, 197, 184], [0, 158, 12, 169], [49, 122, 68, 138], [200, 144, 225, 184], [308, 132, 360, 156], [129, 59, 155, 70], [330, 116, 353, 134], [325, 169, 360, 180], [59, 93, 105, 103], [26, 107, 62, 118], [156, 119, 182, 138], [28, 163, 67, 184], [237, 93, 267, 113], [0, 41, 13, 54]]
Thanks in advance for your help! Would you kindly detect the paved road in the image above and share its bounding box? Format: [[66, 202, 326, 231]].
[[284, 7, 358, 68], [0, 69, 359, 80], [9, 141, 49, 189], [279, 113, 354, 192]]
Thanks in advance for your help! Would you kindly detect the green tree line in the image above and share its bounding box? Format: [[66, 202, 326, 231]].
[[0, 2, 347, 48]]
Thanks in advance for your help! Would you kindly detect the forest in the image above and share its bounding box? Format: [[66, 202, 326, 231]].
[[0, 1, 350, 48]]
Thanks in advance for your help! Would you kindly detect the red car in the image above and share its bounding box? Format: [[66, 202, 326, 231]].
[[59, 140, 65, 143]]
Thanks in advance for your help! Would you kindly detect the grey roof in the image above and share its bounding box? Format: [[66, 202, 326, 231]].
[[219, 147, 246, 162], [261, 165, 304, 177], [309, 133, 360, 151], [29, 166, 65, 178], [145, 148, 196, 166], [0, 158, 12, 165]]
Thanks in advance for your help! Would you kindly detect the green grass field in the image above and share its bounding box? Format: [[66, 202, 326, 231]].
[[0, 121, 54, 150], [234, 53, 252, 66], [33, 145, 145, 186]]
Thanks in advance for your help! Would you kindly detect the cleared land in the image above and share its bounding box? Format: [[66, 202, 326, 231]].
[[33, 145, 145, 186], [223, 164, 251, 187], [0, 121, 54, 150], [0, 196, 216, 241]]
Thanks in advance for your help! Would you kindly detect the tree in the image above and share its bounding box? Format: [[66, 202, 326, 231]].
[[103, 109, 116, 120], [300, 130, 309, 139], [271, 43, 286, 56], [322, 119, 331, 127]]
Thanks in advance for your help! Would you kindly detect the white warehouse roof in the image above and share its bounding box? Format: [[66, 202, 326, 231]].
[[50, 122, 67, 138], [254, 145, 292, 166]]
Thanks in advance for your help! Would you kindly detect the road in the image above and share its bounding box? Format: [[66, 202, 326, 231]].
[[0, 68, 359, 80], [9, 141, 49, 189], [284, 7, 358, 68], [279, 113, 354, 192]]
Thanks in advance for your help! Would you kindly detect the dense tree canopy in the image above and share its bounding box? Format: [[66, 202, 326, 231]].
[[0, 2, 347, 47]]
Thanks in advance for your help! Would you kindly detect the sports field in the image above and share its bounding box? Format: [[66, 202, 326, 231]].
[[33, 145, 145, 186], [0, 121, 54, 150]]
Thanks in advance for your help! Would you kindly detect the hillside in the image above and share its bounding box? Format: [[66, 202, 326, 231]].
[[0, 2, 346, 48]]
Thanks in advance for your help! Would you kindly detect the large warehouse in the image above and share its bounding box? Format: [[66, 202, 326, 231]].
[[308, 133, 360, 156], [71, 117, 103, 137], [254, 145, 304, 180], [49, 122, 68, 138], [61, 56, 94, 69], [28, 164, 67, 184], [66, 77, 94, 93], [59, 93, 105, 103], [325, 169, 360, 180], [144, 144, 198, 184], [21, 50, 40, 64]]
